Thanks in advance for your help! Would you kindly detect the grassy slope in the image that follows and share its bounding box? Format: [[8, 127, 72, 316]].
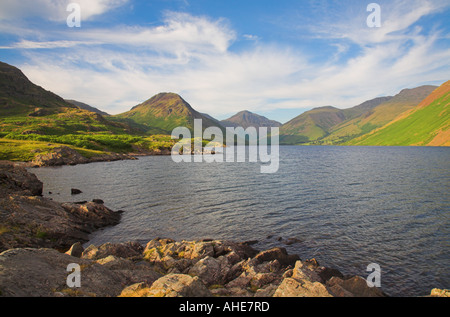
[[278, 97, 394, 145], [0, 135, 177, 162], [0, 138, 106, 161], [319, 86, 437, 144], [279, 107, 345, 144], [115, 92, 224, 134], [347, 81, 450, 146]]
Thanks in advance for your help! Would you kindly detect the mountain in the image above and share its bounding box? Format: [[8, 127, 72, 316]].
[[279, 86, 437, 145], [320, 86, 437, 144], [221, 110, 281, 129], [347, 81, 450, 146], [0, 61, 134, 136], [280, 106, 347, 144], [0, 61, 77, 117], [114, 92, 223, 134], [65, 99, 110, 116]]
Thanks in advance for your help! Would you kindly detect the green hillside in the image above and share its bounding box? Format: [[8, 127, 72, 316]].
[[0, 61, 177, 160], [279, 86, 438, 145], [347, 81, 450, 146], [321, 86, 437, 144], [0, 61, 138, 137], [114, 92, 224, 134], [279, 106, 345, 144]]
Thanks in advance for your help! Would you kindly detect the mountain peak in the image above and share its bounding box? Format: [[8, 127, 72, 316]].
[[221, 110, 281, 129], [116, 92, 222, 133]]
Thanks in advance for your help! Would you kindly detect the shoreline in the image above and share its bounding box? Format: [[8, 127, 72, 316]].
[[0, 160, 448, 297]]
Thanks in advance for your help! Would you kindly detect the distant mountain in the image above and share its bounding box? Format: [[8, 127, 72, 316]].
[[279, 86, 438, 145], [221, 110, 281, 129], [347, 81, 450, 146], [114, 92, 223, 134], [280, 106, 347, 144], [65, 99, 110, 116]]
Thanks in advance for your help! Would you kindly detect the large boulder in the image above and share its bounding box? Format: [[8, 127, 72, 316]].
[[188, 255, 231, 286], [0, 248, 128, 297], [326, 276, 386, 297], [273, 277, 332, 297], [0, 196, 122, 252], [81, 242, 143, 261], [0, 161, 42, 196], [251, 247, 300, 267], [32, 147, 88, 167], [145, 273, 212, 297]]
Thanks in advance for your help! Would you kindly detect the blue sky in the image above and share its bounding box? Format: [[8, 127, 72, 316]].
[[0, 0, 449, 123]]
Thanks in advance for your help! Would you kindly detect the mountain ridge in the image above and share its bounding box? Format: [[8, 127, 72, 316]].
[[278, 85, 439, 145], [0, 61, 448, 149]]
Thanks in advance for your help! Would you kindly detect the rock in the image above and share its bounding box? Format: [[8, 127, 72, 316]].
[[31, 146, 137, 167], [0, 248, 129, 297], [251, 247, 300, 267], [28, 108, 51, 117], [145, 273, 212, 297], [0, 237, 398, 298], [326, 276, 386, 297], [292, 261, 322, 283], [283, 237, 303, 246], [430, 288, 450, 297], [273, 277, 332, 297], [65, 242, 84, 258], [81, 242, 144, 260], [71, 188, 82, 195], [0, 195, 122, 252], [32, 147, 88, 167], [188, 256, 231, 286], [316, 266, 344, 283], [92, 199, 104, 204], [0, 161, 43, 196], [119, 282, 152, 297]]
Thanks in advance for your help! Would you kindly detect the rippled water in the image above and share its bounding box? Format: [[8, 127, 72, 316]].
[[31, 146, 450, 296]]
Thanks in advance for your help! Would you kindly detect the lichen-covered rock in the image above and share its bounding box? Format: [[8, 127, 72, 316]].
[[81, 242, 143, 260], [430, 288, 450, 297], [274, 277, 332, 297], [188, 255, 231, 286], [145, 273, 212, 297]]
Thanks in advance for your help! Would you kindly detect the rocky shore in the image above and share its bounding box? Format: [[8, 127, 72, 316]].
[[30, 146, 139, 167], [28, 145, 213, 167], [0, 161, 448, 297], [0, 160, 123, 251]]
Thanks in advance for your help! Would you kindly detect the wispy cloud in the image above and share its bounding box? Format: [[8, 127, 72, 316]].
[[1, 1, 449, 120]]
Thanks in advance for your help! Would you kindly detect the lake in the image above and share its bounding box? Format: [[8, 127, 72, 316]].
[[31, 146, 450, 297]]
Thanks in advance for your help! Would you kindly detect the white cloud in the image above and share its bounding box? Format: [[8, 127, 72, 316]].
[[0, 0, 128, 22]]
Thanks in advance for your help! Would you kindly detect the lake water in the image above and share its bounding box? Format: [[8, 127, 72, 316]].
[[31, 146, 450, 297]]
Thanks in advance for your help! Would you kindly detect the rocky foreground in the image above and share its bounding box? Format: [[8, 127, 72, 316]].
[[0, 161, 448, 297], [0, 160, 123, 252]]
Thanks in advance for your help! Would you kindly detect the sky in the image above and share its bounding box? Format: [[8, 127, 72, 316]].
[[0, 0, 449, 123]]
